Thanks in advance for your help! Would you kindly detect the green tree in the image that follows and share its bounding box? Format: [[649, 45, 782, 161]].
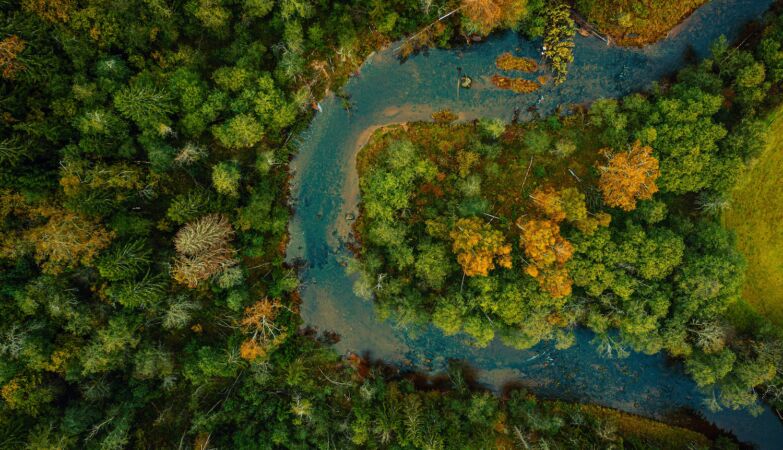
[[212, 114, 264, 149], [212, 161, 241, 197], [113, 84, 173, 128]]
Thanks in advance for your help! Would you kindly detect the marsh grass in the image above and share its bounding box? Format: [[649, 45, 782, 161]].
[[578, 403, 712, 448], [724, 108, 783, 325]]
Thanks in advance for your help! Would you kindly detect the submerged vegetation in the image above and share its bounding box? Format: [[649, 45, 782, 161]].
[[491, 74, 543, 92], [496, 52, 539, 71], [353, 8, 783, 416], [492, 52, 544, 93]]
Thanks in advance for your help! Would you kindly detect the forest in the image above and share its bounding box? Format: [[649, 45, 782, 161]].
[[0, 0, 780, 448]]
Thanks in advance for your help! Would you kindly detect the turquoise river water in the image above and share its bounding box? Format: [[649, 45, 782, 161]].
[[286, 1, 782, 447]]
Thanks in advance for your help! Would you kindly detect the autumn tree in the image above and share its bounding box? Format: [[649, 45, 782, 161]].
[[598, 141, 660, 211], [461, 0, 529, 36], [239, 298, 285, 361], [558, 187, 586, 222], [530, 186, 566, 222], [22, 0, 74, 23], [172, 214, 237, 288], [450, 217, 512, 276], [0, 35, 26, 79], [518, 218, 573, 297], [21, 207, 114, 274]]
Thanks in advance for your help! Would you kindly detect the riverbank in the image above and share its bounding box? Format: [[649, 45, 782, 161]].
[[574, 0, 709, 46]]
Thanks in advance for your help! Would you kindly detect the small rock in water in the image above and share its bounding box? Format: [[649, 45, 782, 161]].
[[460, 75, 473, 89]]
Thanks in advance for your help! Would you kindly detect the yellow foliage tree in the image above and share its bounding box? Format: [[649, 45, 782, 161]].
[[530, 186, 566, 222], [23, 207, 114, 274], [574, 211, 612, 235], [598, 141, 660, 211], [450, 217, 512, 277]]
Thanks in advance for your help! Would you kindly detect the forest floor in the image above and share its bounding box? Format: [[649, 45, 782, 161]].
[[724, 108, 783, 325], [574, 0, 708, 46]]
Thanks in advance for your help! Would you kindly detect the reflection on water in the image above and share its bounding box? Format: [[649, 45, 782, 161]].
[[286, 0, 782, 447]]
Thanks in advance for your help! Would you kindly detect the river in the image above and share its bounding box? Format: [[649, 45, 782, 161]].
[[286, 0, 782, 447]]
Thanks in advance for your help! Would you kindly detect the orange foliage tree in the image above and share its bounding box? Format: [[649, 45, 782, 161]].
[[518, 218, 574, 298], [519, 219, 572, 267], [598, 141, 660, 211], [239, 298, 285, 362], [530, 186, 566, 222], [0, 35, 26, 79], [450, 217, 512, 276], [461, 0, 528, 36], [521, 186, 611, 296]]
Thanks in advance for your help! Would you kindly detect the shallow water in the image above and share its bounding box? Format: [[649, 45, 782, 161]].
[[286, 0, 783, 447]]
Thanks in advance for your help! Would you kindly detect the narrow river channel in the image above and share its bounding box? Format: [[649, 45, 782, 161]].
[[286, 0, 782, 447]]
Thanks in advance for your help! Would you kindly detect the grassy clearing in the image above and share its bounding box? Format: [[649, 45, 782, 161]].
[[723, 109, 783, 325], [578, 404, 713, 448], [575, 0, 708, 46]]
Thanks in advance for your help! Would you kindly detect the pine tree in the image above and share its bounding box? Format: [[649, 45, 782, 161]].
[[97, 240, 151, 281]]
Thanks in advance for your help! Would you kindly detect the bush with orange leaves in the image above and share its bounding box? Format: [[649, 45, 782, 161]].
[[239, 298, 286, 362], [519, 218, 574, 298], [450, 217, 512, 277], [598, 141, 660, 211]]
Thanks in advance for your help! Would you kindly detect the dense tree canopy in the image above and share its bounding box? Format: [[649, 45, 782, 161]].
[[0, 0, 782, 446]]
